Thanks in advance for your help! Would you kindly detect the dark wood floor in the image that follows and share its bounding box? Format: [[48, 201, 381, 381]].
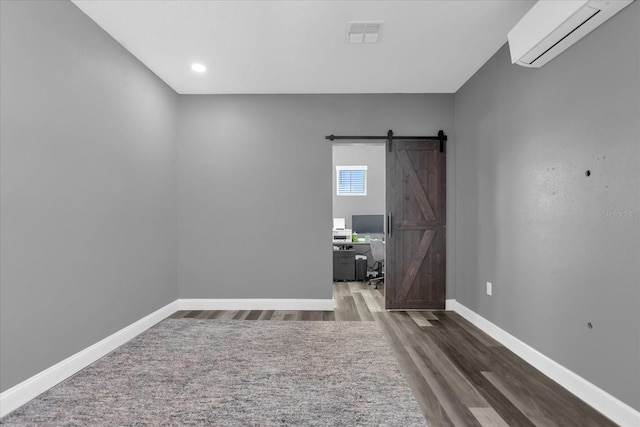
[[169, 282, 614, 427]]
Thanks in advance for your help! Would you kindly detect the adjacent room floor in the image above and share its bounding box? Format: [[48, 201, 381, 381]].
[[171, 282, 615, 427]]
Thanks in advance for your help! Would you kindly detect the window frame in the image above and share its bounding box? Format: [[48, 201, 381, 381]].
[[336, 165, 368, 196]]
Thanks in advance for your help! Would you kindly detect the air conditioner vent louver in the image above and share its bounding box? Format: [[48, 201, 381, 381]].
[[524, 7, 600, 65], [508, 0, 632, 68], [347, 21, 383, 44]]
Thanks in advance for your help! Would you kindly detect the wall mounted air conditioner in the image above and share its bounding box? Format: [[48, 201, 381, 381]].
[[508, 0, 633, 68]]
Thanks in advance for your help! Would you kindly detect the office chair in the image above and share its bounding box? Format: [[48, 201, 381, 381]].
[[368, 238, 384, 289]]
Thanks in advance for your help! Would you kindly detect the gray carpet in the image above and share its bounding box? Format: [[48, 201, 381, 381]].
[[2, 319, 426, 426]]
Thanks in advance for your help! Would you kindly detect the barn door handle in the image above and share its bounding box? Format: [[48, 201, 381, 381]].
[[387, 212, 392, 238]]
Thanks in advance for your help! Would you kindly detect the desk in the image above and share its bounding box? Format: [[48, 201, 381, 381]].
[[332, 240, 372, 247], [332, 240, 381, 281], [332, 249, 370, 281]]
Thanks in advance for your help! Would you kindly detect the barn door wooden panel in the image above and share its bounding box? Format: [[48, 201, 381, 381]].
[[385, 140, 445, 309]]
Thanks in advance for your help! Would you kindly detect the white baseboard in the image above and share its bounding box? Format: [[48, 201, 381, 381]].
[[448, 299, 640, 427], [445, 298, 457, 311], [0, 300, 179, 418], [178, 298, 334, 312]]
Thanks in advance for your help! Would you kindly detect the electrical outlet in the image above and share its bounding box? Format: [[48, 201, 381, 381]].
[[486, 281, 493, 296]]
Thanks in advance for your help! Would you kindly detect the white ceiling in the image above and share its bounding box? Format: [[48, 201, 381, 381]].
[[71, 0, 535, 95]]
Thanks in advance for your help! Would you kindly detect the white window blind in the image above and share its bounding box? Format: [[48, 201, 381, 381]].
[[336, 166, 367, 196]]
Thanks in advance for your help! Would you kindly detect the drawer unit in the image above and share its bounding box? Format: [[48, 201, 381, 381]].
[[333, 249, 355, 281]]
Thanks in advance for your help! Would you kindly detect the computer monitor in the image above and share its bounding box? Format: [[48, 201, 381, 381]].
[[352, 214, 384, 234]]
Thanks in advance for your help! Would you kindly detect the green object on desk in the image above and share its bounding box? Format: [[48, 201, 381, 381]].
[[364, 235, 371, 242], [352, 232, 358, 242]]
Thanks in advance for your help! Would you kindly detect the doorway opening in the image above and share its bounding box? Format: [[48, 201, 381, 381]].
[[329, 131, 447, 310], [331, 142, 386, 297]]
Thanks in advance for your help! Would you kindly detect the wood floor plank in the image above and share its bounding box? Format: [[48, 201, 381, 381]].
[[426, 315, 495, 374], [335, 296, 360, 321], [279, 311, 301, 321], [482, 357, 614, 427], [304, 311, 324, 321], [352, 292, 374, 321], [300, 311, 313, 321], [420, 311, 440, 321], [361, 289, 385, 312], [168, 311, 188, 319], [347, 281, 368, 293], [231, 310, 249, 320], [407, 345, 482, 427], [425, 314, 538, 426], [270, 311, 286, 321], [393, 332, 489, 419], [217, 310, 238, 320], [257, 310, 275, 320], [244, 310, 262, 320], [322, 311, 336, 321], [374, 312, 452, 426], [441, 312, 501, 347], [374, 312, 411, 356], [333, 283, 351, 301], [482, 371, 562, 427], [408, 311, 433, 327], [468, 339, 612, 427], [397, 318, 490, 409], [195, 311, 212, 319], [469, 407, 509, 427]]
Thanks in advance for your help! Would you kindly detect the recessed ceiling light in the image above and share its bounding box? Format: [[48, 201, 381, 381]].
[[191, 63, 207, 73]]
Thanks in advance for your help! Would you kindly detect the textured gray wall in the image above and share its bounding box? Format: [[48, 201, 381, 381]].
[[332, 144, 385, 230], [453, 2, 639, 410], [177, 94, 454, 298], [0, 1, 178, 392]]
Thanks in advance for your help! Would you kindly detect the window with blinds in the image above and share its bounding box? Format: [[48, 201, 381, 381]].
[[336, 166, 367, 196]]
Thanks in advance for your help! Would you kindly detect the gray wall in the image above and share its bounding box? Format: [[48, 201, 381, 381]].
[[453, 2, 639, 410], [0, 1, 179, 392], [177, 94, 454, 298], [332, 144, 386, 230]]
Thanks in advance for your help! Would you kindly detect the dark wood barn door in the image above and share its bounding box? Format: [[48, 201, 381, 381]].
[[385, 140, 446, 309]]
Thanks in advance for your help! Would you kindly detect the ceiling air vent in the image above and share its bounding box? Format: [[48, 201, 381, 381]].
[[347, 21, 383, 44]]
